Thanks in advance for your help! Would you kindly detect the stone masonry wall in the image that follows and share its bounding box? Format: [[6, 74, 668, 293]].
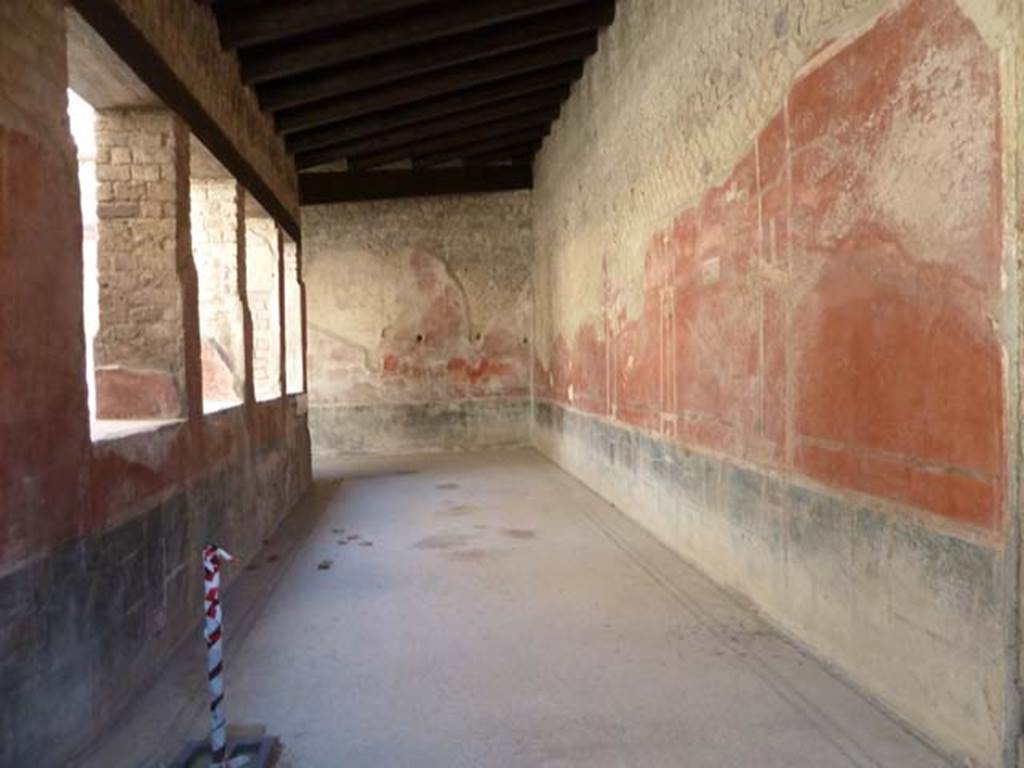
[[192, 178, 246, 406], [305, 192, 533, 454], [108, 0, 298, 221], [531, 0, 1022, 765], [284, 240, 306, 395], [0, 1, 312, 765], [94, 107, 189, 419]]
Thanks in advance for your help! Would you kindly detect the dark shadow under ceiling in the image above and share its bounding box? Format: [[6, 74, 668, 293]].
[[205, 0, 614, 200]]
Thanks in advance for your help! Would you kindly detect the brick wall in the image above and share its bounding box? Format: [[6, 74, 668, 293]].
[[0, 1, 312, 765], [191, 177, 246, 406], [304, 192, 533, 454], [531, 0, 1022, 765], [245, 213, 283, 401], [93, 107, 189, 418], [107, 0, 298, 221], [283, 240, 306, 395]]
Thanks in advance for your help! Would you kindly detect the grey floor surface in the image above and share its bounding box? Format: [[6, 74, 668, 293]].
[[76, 448, 951, 768]]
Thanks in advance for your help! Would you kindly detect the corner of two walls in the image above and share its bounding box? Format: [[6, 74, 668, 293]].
[[304, 192, 533, 455], [529, 0, 1023, 766]]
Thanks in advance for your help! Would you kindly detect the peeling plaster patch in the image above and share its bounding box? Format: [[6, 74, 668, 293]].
[[305, 193, 533, 451], [530, 0, 1016, 763], [866, 40, 998, 275]]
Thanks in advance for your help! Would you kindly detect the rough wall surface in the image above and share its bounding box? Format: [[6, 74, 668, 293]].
[[107, 0, 299, 222], [0, 1, 312, 765], [283, 240, 306, 395], [532, 0, 1022, 765], [94, 107, 189, 418], [305, 193, 533, 454], [1, 401, 311, 768], [191, 177, 247, 406], [246, 214, 283, 401]]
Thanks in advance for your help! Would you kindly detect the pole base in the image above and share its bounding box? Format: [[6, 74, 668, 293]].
[[169, 736, 277, 767]]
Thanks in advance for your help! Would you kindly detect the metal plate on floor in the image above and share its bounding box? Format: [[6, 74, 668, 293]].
[[168, 736, 277, 768]]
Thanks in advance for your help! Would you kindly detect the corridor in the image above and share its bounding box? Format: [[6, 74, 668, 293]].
[[81, 450, 947, 767]]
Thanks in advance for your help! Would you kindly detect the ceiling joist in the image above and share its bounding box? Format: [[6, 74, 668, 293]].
[[240, 0, 587, 84], [275, 35, 597, 135], [285, 64, 583, 155], [413, 129, 554, 168], [299, 166, 532, 204], [258, 2, 613, 112], [465, 142, 544, 165], [219, 0, 438, 50], [205, 0, 616, 196], [295, 87, 568, 170], [348, 113, 554, 171]]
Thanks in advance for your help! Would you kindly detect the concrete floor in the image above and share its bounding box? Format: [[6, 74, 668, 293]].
[[77, 449, 950, 767]]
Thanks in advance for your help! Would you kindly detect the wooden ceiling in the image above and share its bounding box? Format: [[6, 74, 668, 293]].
[[206, 0, 614, 200]]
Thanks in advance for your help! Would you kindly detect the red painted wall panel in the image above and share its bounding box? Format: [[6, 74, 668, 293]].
[[536, 0, 1004, 529]]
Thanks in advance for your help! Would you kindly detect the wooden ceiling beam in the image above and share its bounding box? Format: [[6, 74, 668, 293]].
[[258, 1, 613, 112], [218, 0, 438, 50], [464, 142, 543, 165], [276, 34, 596, 134], [299, 166, 532, 204], [295, 88, 567, 170], [351, 122, 551, 171], [286, 64, 582, 155], [241, 0, 587, 83], [70, 0, 300, 242], [414, 131, 552, 168]]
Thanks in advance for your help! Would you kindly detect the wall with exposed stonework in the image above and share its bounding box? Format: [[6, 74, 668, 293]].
[[305, 193, 533, 454], [191, 176, 247, 408], [246, 212, 283, 401], [104, 0, 298, 221], [93, 107, 190, 418], [0, 2, 311, 766], [531, 0, 1023, 765]]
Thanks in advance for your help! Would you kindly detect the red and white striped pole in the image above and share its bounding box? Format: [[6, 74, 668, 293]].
[[203, 544, 234, 768]]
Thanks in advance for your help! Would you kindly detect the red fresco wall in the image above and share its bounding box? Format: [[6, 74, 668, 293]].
[[536, 0, 1004, 529], [0, 124, 310, 568], [309, 248, 531, 406]]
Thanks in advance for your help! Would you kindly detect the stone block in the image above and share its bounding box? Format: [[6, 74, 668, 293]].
[[94, 365, 184, 419]]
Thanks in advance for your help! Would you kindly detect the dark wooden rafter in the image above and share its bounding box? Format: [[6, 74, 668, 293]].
[[240, 0, 588, 84], [276, 35, 597, 134], [295, 87, 568, 170], [71, 0, 300, 241], [348, 113, 554, 171], [299, 166, 532, 204], [258, 2, 613, 112], [217, 0, 439, 49], [286, 64, 582, 155], [412, 130, 554, 168], [464, 143, 544, 165], [204, 0, 615, 200]]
